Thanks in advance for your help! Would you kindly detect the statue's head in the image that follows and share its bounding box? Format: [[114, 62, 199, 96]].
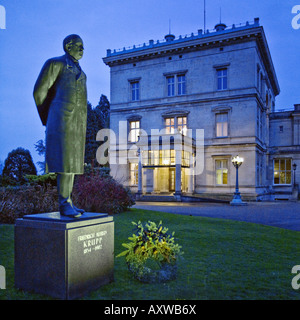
[[63, 34, 84, 61]]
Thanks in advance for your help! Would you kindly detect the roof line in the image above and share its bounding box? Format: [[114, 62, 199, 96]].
[[105, 18, 260, 57]]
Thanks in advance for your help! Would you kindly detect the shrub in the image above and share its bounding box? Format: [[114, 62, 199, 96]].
[[117, 220, 183, 283], [73, 170, 135, 214], [117, 220, 183, 266], [0, 185, 58, 224], [0, 168, 135, 223], [25, 173, 57, 188], [2, 147, 37, 184], [0, 175, 18, 187]]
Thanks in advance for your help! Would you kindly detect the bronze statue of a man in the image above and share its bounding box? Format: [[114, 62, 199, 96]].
[[33, 34, 87, 217]]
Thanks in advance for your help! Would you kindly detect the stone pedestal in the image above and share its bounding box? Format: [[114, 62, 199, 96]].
[[14, 212, 114, 300], [230, 193, 248, 206], [291, 185, 299, 201]]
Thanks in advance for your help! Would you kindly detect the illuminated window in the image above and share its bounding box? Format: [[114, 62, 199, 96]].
[[182, 150, 190, 167], [177, 116, 187, 135], [146, 150, 176, 166], [273, 159, 291, 185], [216, 160, 228, 185], [216, 113, 228, 137], [165, 116, 187, 135], [160, 150, 173, 166], [165, 118, 175, 134], [129, 120, 140, 142], [129, 163, 138, 185]]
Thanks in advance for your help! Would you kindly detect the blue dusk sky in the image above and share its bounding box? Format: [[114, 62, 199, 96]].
[[0, 0, 300, 170]]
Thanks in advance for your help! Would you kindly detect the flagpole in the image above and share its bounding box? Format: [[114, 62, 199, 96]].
[[204, 0, 206, 33]]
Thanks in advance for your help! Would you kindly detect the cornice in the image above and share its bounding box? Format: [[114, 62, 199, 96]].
[[103, 27, 262, 66], [103, 23, 280, 97], [110, 92, 260, 114]]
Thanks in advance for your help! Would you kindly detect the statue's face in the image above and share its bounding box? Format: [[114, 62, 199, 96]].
[[66, 39, 84, 60]]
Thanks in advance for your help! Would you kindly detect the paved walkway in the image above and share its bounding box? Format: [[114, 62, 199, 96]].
[[133, 201, 300, 231]]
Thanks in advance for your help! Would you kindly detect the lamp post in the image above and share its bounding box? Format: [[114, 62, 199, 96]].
[[230, 155, 247, 206], [291, 162, 299, 201], [136, 149, 143, 200], [293, 163, 297, 188]]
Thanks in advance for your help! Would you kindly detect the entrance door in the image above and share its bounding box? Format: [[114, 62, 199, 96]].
[[169, 168, 175, 192]]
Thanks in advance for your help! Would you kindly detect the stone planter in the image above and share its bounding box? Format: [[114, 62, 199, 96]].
[[128, 262, 177, 283]]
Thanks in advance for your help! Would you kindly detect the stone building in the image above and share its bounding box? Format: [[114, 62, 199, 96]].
[[268, 104, 300, 200], [102, 18, 299, 201]]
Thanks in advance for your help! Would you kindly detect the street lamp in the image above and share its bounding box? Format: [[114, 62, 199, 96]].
[[230, 155, 247, 206], [293, 163, 297, 187]]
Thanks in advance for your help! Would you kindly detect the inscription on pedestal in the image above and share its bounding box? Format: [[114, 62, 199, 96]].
[[77, 230, 107, 254], [15, 212, 114, 299]]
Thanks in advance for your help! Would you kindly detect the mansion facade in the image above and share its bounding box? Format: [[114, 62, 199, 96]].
[[103, 18, 300, 201]]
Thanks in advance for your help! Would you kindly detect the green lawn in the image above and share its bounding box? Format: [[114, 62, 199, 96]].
[[0, 208, 299, 300]]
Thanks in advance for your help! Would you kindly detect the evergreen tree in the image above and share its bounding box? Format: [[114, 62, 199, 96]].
[[0, 159, 4, 175], [95, 94, 110, 129], [34, 139, 46, 173], [2, 147, 37, 183], [85, 101, 99, 165], [84, 96, 110, 166]]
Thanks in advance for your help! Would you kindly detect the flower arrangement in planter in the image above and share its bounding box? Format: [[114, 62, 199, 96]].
[[117, 220, 183, 283]]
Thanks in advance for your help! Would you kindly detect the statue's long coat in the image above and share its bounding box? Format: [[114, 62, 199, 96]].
[[33, 54, 87, 174]]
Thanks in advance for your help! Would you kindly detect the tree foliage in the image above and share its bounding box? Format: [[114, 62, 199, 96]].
[[2, 147, 37, 183], [85, 95, 110, 165], [95, 94, 110, 129], [34, 139, 46, 173]]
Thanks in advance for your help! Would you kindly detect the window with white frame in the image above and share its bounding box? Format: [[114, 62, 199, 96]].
[[165, 71, 187, 96], [129, 163, 138, 185], [129, 120, 140, 142], [131, 81, 140, 101], [177, 116, 187, 135], [216, 113, 228, 137], [165, 116, 187, 135], [177, 75, 186, 95], [216, 160, 228, 185], [167, 76, 175, 96], [273, 159, 292, 185], [146, 150, 189, 166], [165, 117, 175, 134], [217, 68, 227, 90]]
